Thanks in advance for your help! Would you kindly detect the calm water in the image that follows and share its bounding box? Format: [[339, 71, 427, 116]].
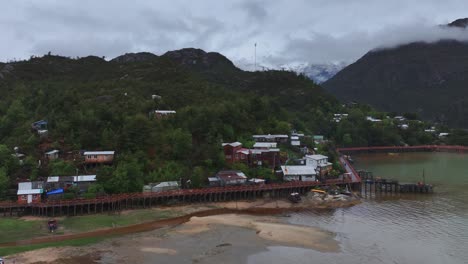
[[249, 152, 468, 264]]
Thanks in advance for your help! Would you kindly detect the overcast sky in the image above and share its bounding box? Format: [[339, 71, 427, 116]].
[[1, 0, 468, 69]]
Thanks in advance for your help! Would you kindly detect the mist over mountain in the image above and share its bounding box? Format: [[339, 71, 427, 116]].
[[323, 18, 468, 128]]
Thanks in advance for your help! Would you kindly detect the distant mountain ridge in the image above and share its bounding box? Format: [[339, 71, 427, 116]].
[[323, 18, 468, 128]]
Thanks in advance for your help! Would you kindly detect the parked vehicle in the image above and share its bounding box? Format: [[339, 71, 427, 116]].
[[0, 256, 4, 264], [288, 192, 301, 203]]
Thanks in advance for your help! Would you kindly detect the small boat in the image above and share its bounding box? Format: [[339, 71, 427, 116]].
[[311, 189, 326, 194]]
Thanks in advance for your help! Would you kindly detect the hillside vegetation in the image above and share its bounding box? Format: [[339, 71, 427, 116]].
[[0, 48, 464, 196]]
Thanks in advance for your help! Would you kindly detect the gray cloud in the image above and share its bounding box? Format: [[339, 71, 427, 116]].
[[0, 0, 468, 69]]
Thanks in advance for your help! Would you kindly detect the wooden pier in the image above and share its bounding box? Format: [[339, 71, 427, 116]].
[[0, 178, 357, 217], [337, 145, 468, 155], [358, 171, 433, 195]]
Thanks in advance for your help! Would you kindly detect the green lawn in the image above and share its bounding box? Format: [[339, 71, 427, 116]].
[[0, 237, 103, 256], [60, 209, 178, 233], [0, 218, 46, 243], [0, 209, 179, 245]]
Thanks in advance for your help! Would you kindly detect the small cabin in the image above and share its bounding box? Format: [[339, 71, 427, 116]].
[[45, 149, 59, 160], [83, 151, 115, 164], [46, 175, 97, 192], [305, 154, 333, 174], [143, 181, 180, 193], [252, 134, 288, 143], [281, 165, 317, 182], [215, 170, 248, 186], [31, 120, 48, 131], [253, 142, 277, 149], [221, 142, 249, 164], [153, 110, 176, 119], [17, 182, 44, 204]]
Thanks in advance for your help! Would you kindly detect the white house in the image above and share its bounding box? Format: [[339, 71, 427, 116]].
[[253, 142, 277, 149], [366, 116, 382, 122], [17, 182, 43, 204], [281, 165, 317, 182], [305, 155, 333, 174]]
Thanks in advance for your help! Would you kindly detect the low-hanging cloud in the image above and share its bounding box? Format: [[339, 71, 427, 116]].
[[265, 22, 468, 67], [0, 0, 468, 69]]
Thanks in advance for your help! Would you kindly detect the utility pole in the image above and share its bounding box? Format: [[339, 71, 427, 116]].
[[254, 43, 257, 71]]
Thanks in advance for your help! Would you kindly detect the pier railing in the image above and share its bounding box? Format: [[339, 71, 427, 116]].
[[337, 145, 468, 153], [0, 177, 360, 217]]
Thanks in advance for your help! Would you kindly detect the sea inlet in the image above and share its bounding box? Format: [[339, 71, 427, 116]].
[[249, 152, 468, 264]]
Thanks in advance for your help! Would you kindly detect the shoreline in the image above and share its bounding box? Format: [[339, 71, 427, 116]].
[[0, 197, 359, 248]]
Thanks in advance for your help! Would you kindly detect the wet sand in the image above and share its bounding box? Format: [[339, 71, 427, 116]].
[[9, 214, 339, 264], [3, 197, 358, 263]]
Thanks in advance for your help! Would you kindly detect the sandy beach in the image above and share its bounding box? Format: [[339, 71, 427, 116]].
[[8, 213, 339, 264], [3, 195, 359, 263]]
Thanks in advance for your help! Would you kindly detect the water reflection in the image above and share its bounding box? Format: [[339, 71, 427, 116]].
[[249, 153, 468, 264]]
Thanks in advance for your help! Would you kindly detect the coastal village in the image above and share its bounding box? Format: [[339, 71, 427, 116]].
[[17, 115, 340, 205], [9, 105, 447, 208]]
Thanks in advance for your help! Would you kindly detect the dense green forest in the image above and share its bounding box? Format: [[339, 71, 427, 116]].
[[0, 48, 466, 197]]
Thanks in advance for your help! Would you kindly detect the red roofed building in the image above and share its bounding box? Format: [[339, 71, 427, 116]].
[[222, 142, 249, 164], [215, 170, 248, 186]]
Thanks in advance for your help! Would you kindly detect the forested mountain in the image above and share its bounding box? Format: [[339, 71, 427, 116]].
[[323, 19, 468, 128], [0, 48, 339, 193], [0, 48, 462, 196]]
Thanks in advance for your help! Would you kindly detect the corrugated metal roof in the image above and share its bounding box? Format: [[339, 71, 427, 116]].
[[253, 134, 288, 138], [18, 182, 33, 190], [236, 148, 250, 155], [17, 189, 43, 195], [154, 110, 176, 114], [248, 178, 265, 183], [154, 181, 179, 188], [45, 150, 59, 155], [84, 151, 115, 155], [47, 175, 96, 182], [222, 142, 242, 147], [216, 170, 247, 180], [253, 142, 277, 148], [291, 141, 300, 146], [281, 166, 317, 176], [306, 154, 328, 160], [75, 175, 97, 182], [47, 176, 60, 183]]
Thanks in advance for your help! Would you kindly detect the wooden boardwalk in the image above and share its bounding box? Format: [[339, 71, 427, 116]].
[[0, 177, 358, 217], [359, 171, 433, 195], [337, 145, 468, 154]]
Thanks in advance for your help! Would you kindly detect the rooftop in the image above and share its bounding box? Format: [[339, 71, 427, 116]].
[[253, 142, 277, 148], [84, 151, 115, 155], [222, 142, 242, 147], [281, 165, 317, 176], [153, 181, 179, 188], [216, 170, 247, 181], [252, 134, 288, 139], [306, 154, 328, 160], [45, 149, 59, 155]]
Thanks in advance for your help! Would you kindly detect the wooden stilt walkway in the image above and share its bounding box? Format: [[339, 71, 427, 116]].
[[337, 145, 468, 154], [0, 177, 359, 217], [358, 171, 433, 195]]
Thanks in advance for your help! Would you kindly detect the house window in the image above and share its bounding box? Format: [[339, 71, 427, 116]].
[[20, 195, 27, 200]]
